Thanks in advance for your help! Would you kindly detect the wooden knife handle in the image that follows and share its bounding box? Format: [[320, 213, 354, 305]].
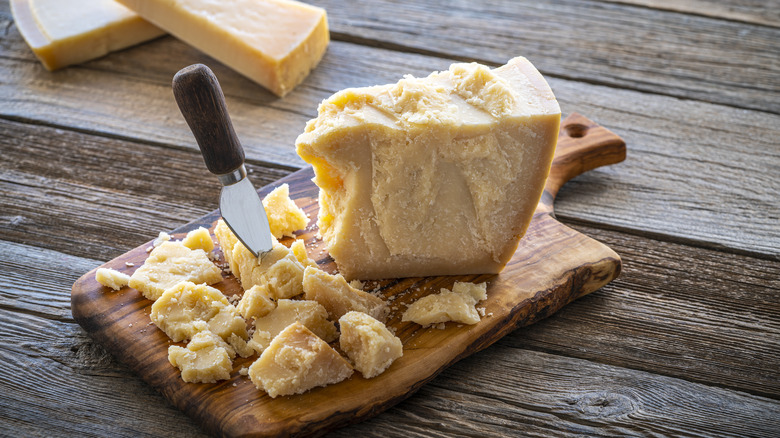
[[173, 64, 245, 176]]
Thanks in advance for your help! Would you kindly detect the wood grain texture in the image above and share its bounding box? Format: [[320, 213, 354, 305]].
[[70, 115, 624, 437], [316, 0, 780, 114], [2, 10, 777, 260], [604, 0, 780, 27]]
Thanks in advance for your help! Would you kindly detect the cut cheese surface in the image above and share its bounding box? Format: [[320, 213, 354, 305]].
[[11, 0, 164, 71], [116, 0, 329, 96], [296, 57, 560, 279]]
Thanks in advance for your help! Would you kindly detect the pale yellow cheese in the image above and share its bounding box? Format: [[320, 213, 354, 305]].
[[248, 322, 352, 397], [296, 57, 560, 279], [168, 330, 233, 383], [402, 282, 487, 326], [291, 239, 318, 269], [248, 299, 337, 354], [339, 311, 402, 378], [116, 0, 329, 96], [128, 241, 223, 301], [150, 281, 248, 343], [262, 184, 309, 239], [95, 267, 130, 291], [214, 219, 240, 276], [232, 240, 305, 299], [237, 284, 276, 321], [10, 0, 164, 71], [181, 226, 214, 252], [302, 266, 389, 321]]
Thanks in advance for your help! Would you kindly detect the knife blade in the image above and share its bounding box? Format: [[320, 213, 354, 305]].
[[172, 63, 273, 257]]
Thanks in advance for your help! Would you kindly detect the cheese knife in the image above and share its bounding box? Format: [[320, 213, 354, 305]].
[[172, 64, 273, 257]]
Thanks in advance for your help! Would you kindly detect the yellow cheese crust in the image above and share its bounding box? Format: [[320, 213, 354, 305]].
[[116, 0, 329, 96], [11, 0, 164, 71]]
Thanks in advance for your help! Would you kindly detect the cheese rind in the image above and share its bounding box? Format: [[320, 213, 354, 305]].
[[339, 311, 403, 378], [302, 266, 389, 321], [11, 0, 164, 71], [129, 241, 223, 301], [116, 0, 329, 96], [296, 57, 560, 279], [248, 322, 353, 397]]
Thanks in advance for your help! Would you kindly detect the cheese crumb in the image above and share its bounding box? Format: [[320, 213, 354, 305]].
[[262, 184, 309, 239], [181, 226, 215, 252], [95, 268, 130, 291], [402, 281, 488, 326]]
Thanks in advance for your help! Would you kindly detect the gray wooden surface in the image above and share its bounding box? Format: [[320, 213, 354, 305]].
[[1, 0, 778, 436]]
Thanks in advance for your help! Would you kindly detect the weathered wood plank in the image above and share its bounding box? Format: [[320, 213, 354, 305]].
[[314, 0, 780, 114], [3, 35, 779, 260], [603, 0, 780, 28], [510, 220, 780, 398], [2, 303, 778, 438], [0, 119, 289, 262]]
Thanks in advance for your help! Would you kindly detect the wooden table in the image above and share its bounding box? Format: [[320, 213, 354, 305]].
[[1, 1, 778, 436]]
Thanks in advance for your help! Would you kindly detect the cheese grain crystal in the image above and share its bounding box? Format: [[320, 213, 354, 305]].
[[116, 0, 329, 96], [248, 322, 352, 398], [11, 0, 164, 71], [296, 57, 560, 279], [129, 241, 223, 301]]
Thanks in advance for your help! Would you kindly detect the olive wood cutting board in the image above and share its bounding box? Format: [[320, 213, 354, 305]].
[[72, 113, 626, 437]]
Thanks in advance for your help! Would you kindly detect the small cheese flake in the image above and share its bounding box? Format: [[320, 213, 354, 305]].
[[125, 262, 135, 267], [153, 231, 171, 247], [95, 268, 130, 291]]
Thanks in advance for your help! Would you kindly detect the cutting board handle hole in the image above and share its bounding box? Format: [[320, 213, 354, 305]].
[[565, 123, 589, 138]]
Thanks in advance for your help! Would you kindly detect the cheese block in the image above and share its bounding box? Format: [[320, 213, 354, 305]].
[[10, 0, 164, 71], [116, 0, 329, 96], [296, 57, 560, 279]]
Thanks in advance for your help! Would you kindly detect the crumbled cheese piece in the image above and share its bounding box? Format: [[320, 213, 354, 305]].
[[402, 281, 488, 326], [232, 240, 305, 299], [150, 281, 247, 343], [262, 183, 309, 239], [248, 322, 353, 398], [168, 331, 233, 383], [128, 241, 222, 301], [348, 279, 365, 290], [303, 266, 389, 322], [290, 239, 317, 269], [95, 267, 130, 291], [153, 231, 171, 247], [237, 284, 277, 320], [248, 299, 336, 354], [339, 311, 402, 378], [181, 226, 215, 252]]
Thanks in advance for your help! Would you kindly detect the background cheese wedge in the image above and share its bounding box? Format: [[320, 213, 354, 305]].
[[10, 0, 165, 71], [296, 57, 561, 279], [116, 0, 329, 97]]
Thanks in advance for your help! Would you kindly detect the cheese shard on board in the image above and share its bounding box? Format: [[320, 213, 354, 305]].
[[262, 184, 309, 239], [10, 0, 164, 71], [302, 266, 389, 322], [402, 282, 487, 326], [116, 0, 329, 97], [339, 311, 403, 378], [296, 57, 560, 279], [168, 330, 233, 383], [248, 322, 353, 398]]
